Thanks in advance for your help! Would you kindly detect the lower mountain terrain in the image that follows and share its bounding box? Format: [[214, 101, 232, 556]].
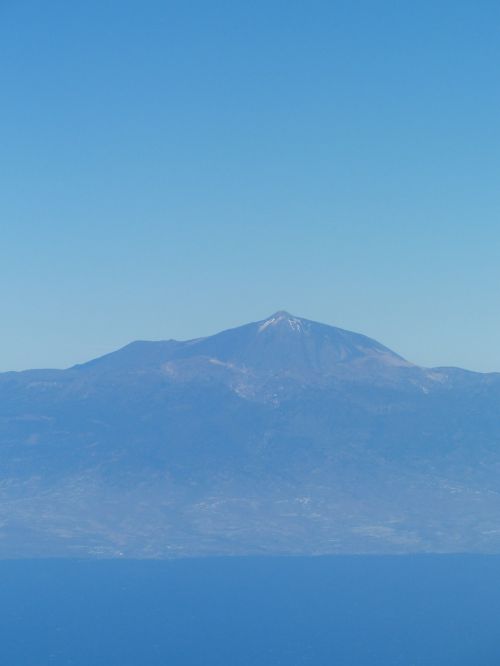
[[1, 311, 500, 557]]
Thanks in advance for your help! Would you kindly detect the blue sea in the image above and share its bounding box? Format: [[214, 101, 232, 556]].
[[0, 556, 498, 665]]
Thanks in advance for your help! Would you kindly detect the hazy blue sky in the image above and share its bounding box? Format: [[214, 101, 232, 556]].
[[2, 1, 500, 372]]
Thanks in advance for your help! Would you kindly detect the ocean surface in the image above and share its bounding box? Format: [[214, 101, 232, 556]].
[[0, 556, 498, 665]]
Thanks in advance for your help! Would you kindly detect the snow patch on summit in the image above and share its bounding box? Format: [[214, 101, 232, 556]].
[[258, 312, 304, 333], [258, 319, 275, 333], [288, 318, 303, 332]]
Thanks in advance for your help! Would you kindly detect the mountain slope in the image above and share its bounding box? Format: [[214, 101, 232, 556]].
[[1, 312, 500, 557], [71, 310, 404, 374]]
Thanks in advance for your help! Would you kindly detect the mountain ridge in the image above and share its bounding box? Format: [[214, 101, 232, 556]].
[[1, 312, 500, 558], [72, 311, 413, 375]]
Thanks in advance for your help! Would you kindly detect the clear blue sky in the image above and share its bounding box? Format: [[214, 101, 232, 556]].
[[1, 1, 500, 372]]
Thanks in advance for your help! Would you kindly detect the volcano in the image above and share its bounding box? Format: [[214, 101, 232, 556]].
[[1, 312, 500, 557]]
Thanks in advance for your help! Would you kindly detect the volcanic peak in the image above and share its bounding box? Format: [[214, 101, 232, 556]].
[[258, 311, 304, 334]]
